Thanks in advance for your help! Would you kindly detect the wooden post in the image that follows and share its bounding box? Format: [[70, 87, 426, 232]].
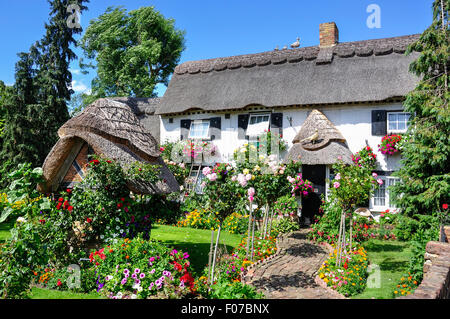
[[251, 216, 256, 262], [210, 224, 221, 285], [207, 229, 214, 286], [246, 201, 253, 259]]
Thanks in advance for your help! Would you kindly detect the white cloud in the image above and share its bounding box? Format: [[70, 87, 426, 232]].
[[71, 80, 90, 93], [70, 68, 81, 75]]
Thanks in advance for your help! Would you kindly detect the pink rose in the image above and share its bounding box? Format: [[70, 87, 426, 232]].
[[333, 182, 340, 188], [377, 178, 383, 185], [247, 187, 255, 197]]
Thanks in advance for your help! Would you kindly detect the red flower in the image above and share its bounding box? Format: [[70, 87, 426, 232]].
[[363, 224, 369, 230], [66, 188, 72, 194], [173, 262, 182, 271], [56, 202, 62, 210], [86, 217, 92, 223], [58, 197, 64, 202], [120, 197, 125, 202], [57, 279, 62, 287], [67, 206, 73, 212], [343, 262, 348, 270], [117, 203, 123, 209], [443, 204, 448, 210]]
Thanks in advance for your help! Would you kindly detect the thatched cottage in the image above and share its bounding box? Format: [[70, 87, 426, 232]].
[[155, 22, 421, 219]]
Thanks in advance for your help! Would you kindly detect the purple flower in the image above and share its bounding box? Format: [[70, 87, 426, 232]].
[[121, 278, 127, 285], [131, 273, 137, 279], [148, 282, 154, 290], [140, 273, 145, 279], [123, 269, 130, 275], [134, 268, 140, 274]]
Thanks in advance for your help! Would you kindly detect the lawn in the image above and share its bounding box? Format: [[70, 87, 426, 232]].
[[353, 239, 412, 299], [0, 220, 14, 243], [150, 224, 242, 276], [29, 287, 104, 299]]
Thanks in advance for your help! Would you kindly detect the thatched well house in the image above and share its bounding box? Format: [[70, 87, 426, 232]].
[[39, 98, 178, 194]]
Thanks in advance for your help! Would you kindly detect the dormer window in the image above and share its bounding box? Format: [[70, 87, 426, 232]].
[[188, 120, 210, 139]]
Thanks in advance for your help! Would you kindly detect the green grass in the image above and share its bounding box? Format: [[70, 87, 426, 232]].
[[353, 239, 412, 299], [0, 219, 14, 243], [150, 224, 243, 276], [29, 287, 104, 299]]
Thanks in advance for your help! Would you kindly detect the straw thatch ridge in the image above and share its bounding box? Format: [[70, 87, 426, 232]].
[[292, 109, 345, 150], [285, 109, 353, 165], [156, 34, 421, 115], [39, 98, 179, 194]]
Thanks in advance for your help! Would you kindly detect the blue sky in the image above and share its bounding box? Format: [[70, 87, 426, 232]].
[[0, 0, 434, 97]]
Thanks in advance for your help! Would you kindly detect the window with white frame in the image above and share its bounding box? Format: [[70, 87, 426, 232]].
[[188, 120, 210, 139], [387, 112, 410, 133], [371, 176, 401, 210], [246, 114, 270, 137]]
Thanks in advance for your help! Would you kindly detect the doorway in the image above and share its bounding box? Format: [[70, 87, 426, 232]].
[[301, 165, 326, 225]]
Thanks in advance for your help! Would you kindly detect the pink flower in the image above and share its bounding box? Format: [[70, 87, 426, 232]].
[[159, 147, 165, 152], [372, 172, 378, 178], [335, 173, 341, 180], [245, 174, 252, 181], [202, 167, 212, 175], [377, 178, 383, 185], [247, 187, 255, 197], [248, 196, 254, 202], [207, 173, 217, 181], [333, 182, 340, 188]]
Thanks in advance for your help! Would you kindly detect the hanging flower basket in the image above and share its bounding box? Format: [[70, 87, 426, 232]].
[[182, 140, 217, 160], [378, 134, 402, 156]]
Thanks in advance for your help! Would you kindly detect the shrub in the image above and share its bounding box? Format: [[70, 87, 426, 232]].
[[273, 195, 298, 219], [271, 218, 300, 234]]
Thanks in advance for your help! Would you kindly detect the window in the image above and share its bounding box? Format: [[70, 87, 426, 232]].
[[371, 176, 401, 210], [188, 120, 210, 139], [246, 114, 270, 137], [387, 112, 410, 133]]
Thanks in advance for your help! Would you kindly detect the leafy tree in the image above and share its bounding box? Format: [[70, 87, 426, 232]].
[[0, 0, 88, 171], [392, 0, 450, 216], [79, 6, 185, 98]]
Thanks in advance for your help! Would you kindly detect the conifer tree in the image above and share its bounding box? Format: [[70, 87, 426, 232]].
[[393, 0, 449, 216]]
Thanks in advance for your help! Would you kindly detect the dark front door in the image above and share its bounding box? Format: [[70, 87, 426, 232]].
[[301, 165, 326, 223]]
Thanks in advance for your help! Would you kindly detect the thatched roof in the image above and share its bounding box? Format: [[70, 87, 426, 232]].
[[156, 34, 421, 115], [284, 109, 353, 165], [39, 98, 179, 194]]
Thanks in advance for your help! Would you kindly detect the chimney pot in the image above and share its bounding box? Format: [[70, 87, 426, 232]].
[[319, 22, 339, 47]]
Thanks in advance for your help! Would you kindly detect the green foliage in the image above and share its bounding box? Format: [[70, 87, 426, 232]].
[[0, 163, 50, 223], [205, 276, 264, 299], [271, 217, 300, 234], [392, 0, 449, 217], [79, 6, 185, 98], [1, 0, 89, 169]]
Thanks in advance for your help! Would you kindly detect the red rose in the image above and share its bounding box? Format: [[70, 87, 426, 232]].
[[117, 203, 123, 209], [58, 197, 64, 202], [86, 217, 92, 223], [67, 206, 73, 212], [66, 188, 72, 194], [57, 279, 62, 287], [56, 203, 62, 210], [443, 204, 448, 210], [120, 197, 125, 202]]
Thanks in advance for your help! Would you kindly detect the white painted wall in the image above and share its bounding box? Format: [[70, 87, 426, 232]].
[[160, 102, 405, 173]]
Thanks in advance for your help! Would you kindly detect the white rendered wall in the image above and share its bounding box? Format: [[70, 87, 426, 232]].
[[159, 102, 405, 172]]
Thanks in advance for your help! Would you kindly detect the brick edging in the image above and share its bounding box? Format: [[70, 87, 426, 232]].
[[241, 232, 287, 283]]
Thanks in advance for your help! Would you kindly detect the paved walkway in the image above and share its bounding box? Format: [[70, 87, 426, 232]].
[[243, 229, 344, 299]]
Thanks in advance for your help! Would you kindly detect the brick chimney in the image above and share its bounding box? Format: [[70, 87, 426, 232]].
[[319, 22, 339, 47]]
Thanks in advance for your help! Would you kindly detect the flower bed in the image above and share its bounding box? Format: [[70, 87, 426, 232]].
[[317, 245, 369, 297], [176, 209, 249, 234], [89, 237, 196, 299]]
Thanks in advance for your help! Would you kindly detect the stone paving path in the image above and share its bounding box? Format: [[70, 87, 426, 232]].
[[243, 229, 344, 299]]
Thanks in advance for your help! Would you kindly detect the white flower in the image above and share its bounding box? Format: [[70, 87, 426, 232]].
[[16, 217, 27, 224], [137, 286, 143, 292], [131, 294, 137, 299], [100, 235, 104, 239], [117, 292, 123, 298], [245, 174, 252, 181], [116, 226, 120, 230], [115, 217, 120, 222]]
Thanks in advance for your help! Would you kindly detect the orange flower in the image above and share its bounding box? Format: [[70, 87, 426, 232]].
[[125, 255, 130, 259]]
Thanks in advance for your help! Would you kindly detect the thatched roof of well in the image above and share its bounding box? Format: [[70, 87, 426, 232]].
[[39, 98, 178, 194], [156, 34, 421, 115], [285, 109, 353, 165]]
